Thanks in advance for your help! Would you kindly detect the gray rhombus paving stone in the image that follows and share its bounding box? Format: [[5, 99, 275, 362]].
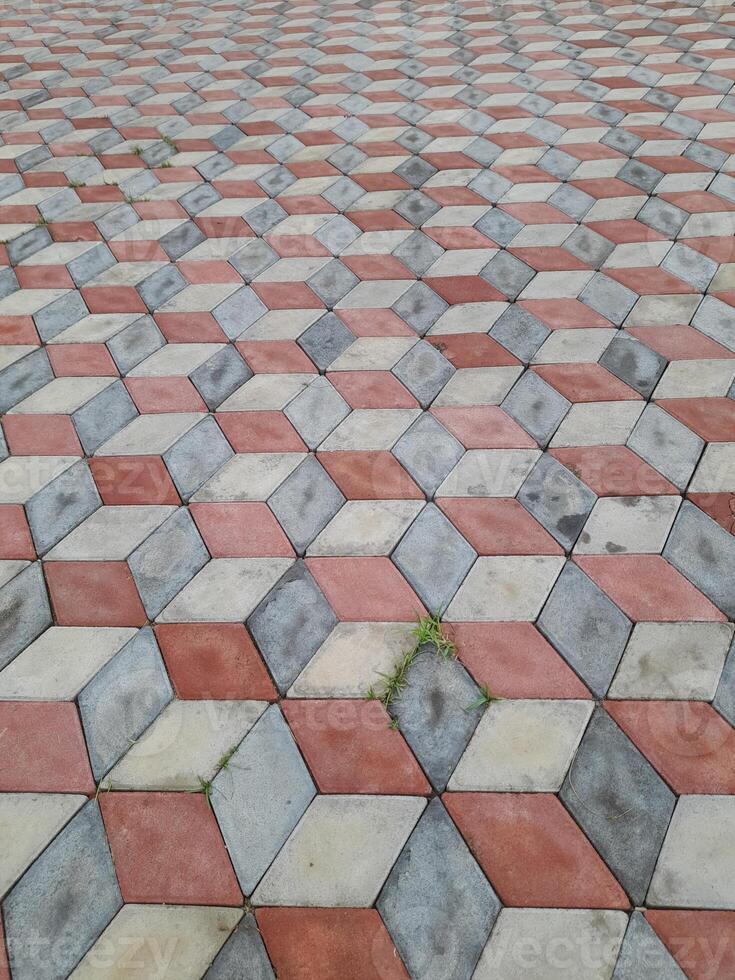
[[377, 798, 499, 980], [204, 913, 275, 980], [392, 503, 476, 613], [78, 627, 173, 780], [599, 333, 667, 399], [230, 239, 278, 282], [211, 704, 316, 895], [137, 264, 188, 310], [490, 306, 550, 363], [313, 214, 361, 255], [34, 291, 89, 343], [2, 801, 122, 980], [0, 562, 51, 671], [611, 911, 685, 980], [518, 454, 597, 551], [297, 312, 354, 371], [0, 348, 53, 414], [392, 230, 444, 276], [502, 371, 570, 446], [107, 315, 166, 374], [559, 707, 676, 907], [128, 507, 209, 619], [268, 454, 345, 555], [159, 220, 206, 260], [393, 412, 464, 497], [691, 295, 735, 352], [475, 208, 524, 247], [480, 250, 535, 300], [392, 281, 449, 336], [284, 376, 349, 451], [714, 634, 735, 726], [661, 243, 718, 293], [393, 340, 455, 408], [394, 190, 442, 227], [190, 345, 252, 410], [26, 459, 101, 556], [627, 404, 704, 492], [307, 259, 358, 308], [663, 501, 735, 619], [72, 380, 138, 455], [163, 415, 234, 501], [67, 243, 116, 287], [392, 644, 483, 791], [247, 560, 338, 693], [579, 273, 638, 327], [537, 561, 631, 697], [213, 285, 268, 339]]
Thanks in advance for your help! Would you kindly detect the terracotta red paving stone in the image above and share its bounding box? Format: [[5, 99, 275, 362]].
[[573, 555, 727, 623], [46, 343, 118, 377], [318, 451, 423, 500], [533, 364, 641, 402], [337, 309, 414, 337], [423, 276, 504, 304], [1, 414, 82, 456], [189, 502, 295, 557], [341, 255, 414, 280], [176, 260, 243, 284], [518, 298, 612, 329], [604, 700, 735, 795], [443, 793, 628, 909], [426, 334, 520, 368], [687, 493, 735, 535], [549, 446, 678, 496], [627, 325, 735, 360], [123, 377, 208, 413], [265, 234, 330, 257], [256, 908, 409, 980], [327, 371, 418, 409], [99, 792, 242, 905], [606, 267, 696, 295], [437, 498, 563, 555], [645, 911, 735, 980], [0, 702, 94, 794], [15, 266, 73, 289], [430, 406, 537, 449], [235, 340, 316, 373], [508, 247, 591, 272], [452, 623, 591, 699], [500, 202, 569, 224], [154, 312, 228, 343], [88, 455, 181, 505], [657, 398, 735, 442], [215, 412, 306, 452], [661, 191, 735, 213], [80, 285, 147, 314], [426, 228, 494, 249], [109, 241, 169, 263], [0, 317, 38, 344], [282, 699, 430, 795], [0, 505, 35, 559], [44, 561, 148, 627], [154, 623, 276, 700], [251, 281, 324, 309], [305, 557, 427, 621]]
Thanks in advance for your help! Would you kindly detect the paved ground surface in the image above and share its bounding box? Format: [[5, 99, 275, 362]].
[[1, 0, 735, 976]]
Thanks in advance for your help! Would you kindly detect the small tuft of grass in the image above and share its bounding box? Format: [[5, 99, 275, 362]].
[[413, 611, 455, 660], [131, 145, 143, 156], [465, 684, 502, 712], [35, 217, 48, 227], [162, 134, 178, 152], [68, 179, 86, 188], [94, 778, 114, 800]]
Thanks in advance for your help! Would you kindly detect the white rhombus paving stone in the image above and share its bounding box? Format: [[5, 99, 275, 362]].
[[44, 506, 176, 560], [0, 456, 78, 503], [608, 622, 734, 700], [319, 409, 421, 451], [689, 444, 735, 493], [95, 414, 204, 456], [0, 794, 86, 898], [251, 795, 426, 907], [0, 627, 136, 700], [288, 622, 415, 698], [218, 374, 316, 411], [107, 700, 267, 790], [71, 905, 243, 980], [190, 454, 306, 502], [157, 558, 293, 621], [306, 500, 424, 556], [445, 556, 564, 621], [8, 377, 115, 414], [448, 700, 593, 792], [575, 496, 681, 555], [433, 367, 523, 407], [648, 796, 735, 909], [473, 909, 627, 980], [437, 450, 541, 498]]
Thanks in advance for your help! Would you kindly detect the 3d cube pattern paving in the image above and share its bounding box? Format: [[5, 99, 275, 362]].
[[1, 0, 735, 974]]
